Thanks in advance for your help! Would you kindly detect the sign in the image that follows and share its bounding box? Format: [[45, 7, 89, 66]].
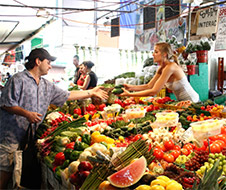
[[215, 7, 226, 51], [111, 17, 120, 37], [143, 6, 156, 30], [196, 7, 218, 35], [165, 0, 180, 21]]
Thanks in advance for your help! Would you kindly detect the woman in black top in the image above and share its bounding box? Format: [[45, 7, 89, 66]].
[[79, 61, 98, 90]]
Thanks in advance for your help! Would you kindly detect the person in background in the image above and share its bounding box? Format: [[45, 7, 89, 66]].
[[73, 55, 80, 84], [6, 72, 12, 81], [0, 48, 108, 189], [120, 42, 199, 102], [78, 61, 98, 90], [76, 63, 87, 87]]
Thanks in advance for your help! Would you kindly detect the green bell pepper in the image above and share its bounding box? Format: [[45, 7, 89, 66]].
[[69, 150, 82, 161], [82, 134, 91, 145]]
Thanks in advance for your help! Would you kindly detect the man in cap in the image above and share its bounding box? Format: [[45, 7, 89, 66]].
[[73, 55, 80, 84], [0, 48, 108, 189]]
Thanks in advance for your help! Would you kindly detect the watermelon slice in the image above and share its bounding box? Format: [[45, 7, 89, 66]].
[[108, 156, 147, 188]]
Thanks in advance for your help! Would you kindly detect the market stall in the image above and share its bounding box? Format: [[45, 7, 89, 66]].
[[36, 91, 226, 190]]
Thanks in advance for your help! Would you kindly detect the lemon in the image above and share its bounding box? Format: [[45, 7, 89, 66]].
[[151, 179, 166, 187], [166, 182, 183, 190], [156, 176, 170, 183], [166, 179, 178, 186], [136, 185, 152, 190], [150, 185, 165, 190]]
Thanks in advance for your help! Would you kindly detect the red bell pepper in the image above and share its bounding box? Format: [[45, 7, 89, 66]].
[[73, 108, 82, 115], [86, 104, 96, 112], [54, 152, 65, 166], [98, 103, 106, 111]]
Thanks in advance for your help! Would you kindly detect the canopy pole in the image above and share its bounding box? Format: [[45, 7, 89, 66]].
[[187, 2, 192, 43]]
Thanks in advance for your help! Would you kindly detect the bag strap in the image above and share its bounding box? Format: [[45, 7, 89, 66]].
[[18, 123, 36, 151]]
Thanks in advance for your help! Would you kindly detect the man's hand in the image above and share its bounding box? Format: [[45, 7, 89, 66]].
[[91, 86, 108, 100], [26, 111, 42, 123]]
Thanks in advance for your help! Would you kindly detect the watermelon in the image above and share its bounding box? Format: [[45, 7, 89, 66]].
[[108, 156, 147, 188]]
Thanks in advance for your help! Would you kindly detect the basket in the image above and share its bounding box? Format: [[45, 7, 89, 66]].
[[165, 104, 183, 110], [221, 112, 226, 118], [210, 111, 221, 117], [153, 102, 165, 108]]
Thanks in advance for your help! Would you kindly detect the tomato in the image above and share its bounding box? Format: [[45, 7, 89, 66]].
[[221, 126, 226, 135], [183, 143, 194, 151], [155, 144, 167, 152], [170, 150, 180, 159], [209, 135, 218, 141], [181, 148, 190, 156], [208, 143, 221, 153], [173, 145, 181, 151], [163, 153, 175, 163], [153, 148, 164, 160], [217, 134, 226, 143], [214, 140, 225, 150], [133, 134, 143, 142], [146, 105, 154, 112], [164, 140, 175, 150]]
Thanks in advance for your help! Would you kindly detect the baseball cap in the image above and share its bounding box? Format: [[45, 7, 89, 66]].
[[25, 48, 56, 61]]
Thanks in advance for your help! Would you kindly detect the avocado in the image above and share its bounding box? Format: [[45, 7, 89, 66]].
[[115, 84, 124, 88], [112, 88, 124, 95]]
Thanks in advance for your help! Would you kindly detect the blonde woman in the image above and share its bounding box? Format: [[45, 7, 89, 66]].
[[121, 42, 199, 102]]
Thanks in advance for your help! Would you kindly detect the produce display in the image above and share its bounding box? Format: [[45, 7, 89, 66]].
[[36, 92, 226, 190]]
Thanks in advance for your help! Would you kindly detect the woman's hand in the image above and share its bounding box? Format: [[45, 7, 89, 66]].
[[123, 84, 133, 91], [119, 88, 130, 96], [91, 86, 108, 100]]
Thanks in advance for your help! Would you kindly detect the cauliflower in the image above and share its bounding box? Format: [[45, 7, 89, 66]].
[[68, 161, 80, 175], [45, 112, 62, 123], [91, 143, 109, 155], [79, 151, 92, 162]]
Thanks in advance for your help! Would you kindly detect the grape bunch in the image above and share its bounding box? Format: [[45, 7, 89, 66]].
[[185, 150, 209, 171], [197, 153, 226, 176], [221, 147, 226, 156]]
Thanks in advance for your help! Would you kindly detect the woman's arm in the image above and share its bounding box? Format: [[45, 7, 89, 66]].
[[78, 75, 90, 90], [121, 65, 174, 97], [2, 106, 42, 123], [124, 68, 161, 91]]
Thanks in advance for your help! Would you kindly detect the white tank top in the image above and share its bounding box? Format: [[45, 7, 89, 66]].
[[165, 76, 199, 102]]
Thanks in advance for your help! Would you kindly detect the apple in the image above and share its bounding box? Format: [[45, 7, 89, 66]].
[[78, 161, 93, 172]]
